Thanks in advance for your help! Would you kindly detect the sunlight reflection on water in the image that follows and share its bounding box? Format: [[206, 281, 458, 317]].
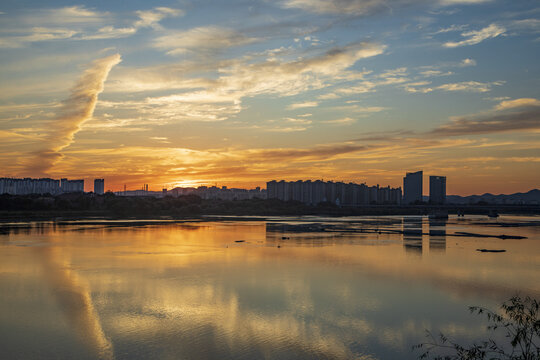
[[0, 215, 539, 359]]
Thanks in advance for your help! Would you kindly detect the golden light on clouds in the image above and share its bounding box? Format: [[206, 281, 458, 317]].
[[0, 1, 538, 194]]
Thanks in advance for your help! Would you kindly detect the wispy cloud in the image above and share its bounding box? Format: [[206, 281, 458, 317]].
[[25, 54, 121, 175], [511, 18, 540, 33], [281, 0, 493, 16], [443, 23, 506, 47], [100, 42, 385, 125], [153, 26, 257, 56], [283, 117, 313, 125], [134, 7, 183, 30], [287, 101, 318, 110], [431, 24, 468, 35], [405, 80, 502, 93], [80, 26, 137, 40], [419, 70, 452, 77], [459, 58, 477, 67], [431, 98, 540, 136], [281, 0, 396, 16], [0, 27, 79, 48], [436, 80, 503, 92], [77, 6, 183, 40], [439, 0, 492, 4], [322, 117, 356, 125], [266, 126, 309, 132], [38, 5, 108, 24], [0, 6, 183, 46], [495, 98, 540, 110]]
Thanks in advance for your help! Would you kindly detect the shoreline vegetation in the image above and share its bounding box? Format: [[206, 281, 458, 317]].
[[415, 296, 540, 360], [0, 193, 539, 222]]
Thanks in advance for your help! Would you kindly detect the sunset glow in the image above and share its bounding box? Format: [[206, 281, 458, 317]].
[[1, 1, 538, 194]]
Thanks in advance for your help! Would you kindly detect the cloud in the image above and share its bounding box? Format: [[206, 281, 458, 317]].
[[322, 117, 356, 125], [265, 126, 309, 132], [403, 82, 433, 93], [81, 6, 183, 40], [405, 79, 501, 93], [70, 42, 385, 129], [281, 0, 493, 16], [25, 54, 121, 175], [39, 5, 108, 24], [134, 7, 184, 30], [351, 106, 386, 113], [252, 143, 373, 161], [105, 42, 384, 124], [81, 26, 137, 40], [287, 101, 318, 110], [436, 81, 502, 92], [419, 70, 452, 77], [443, 23, 506, 47], [431, 98, 540, 136], [0, 27, 78, 48], [418, 58, 476, 72], [281, 0, 399, 16], [284, 117, 313, 124], [439, 0, 492, 4], [431, 24, 468, 35], [154, 26, 257, 56], [0, 6, 183, 46], [459, 58, 476, 67], [511, 18, 540, 33], [150, 136, 171, 144], [110, 42, 383, 98], [495, 98, 540, 110], [317, 93, 340, 100]]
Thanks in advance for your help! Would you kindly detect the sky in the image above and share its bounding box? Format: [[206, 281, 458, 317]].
[[0, 0, 539, 195]]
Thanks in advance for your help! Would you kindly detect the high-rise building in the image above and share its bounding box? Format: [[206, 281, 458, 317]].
[[267, 180, 277, 199], [94, 179, 104, 195], [0, 177, 61, 195], [429, 176, 446, 204], [266, 179, 402, 206], [403, 171, 423, 204], [60, 178, 84, 193]]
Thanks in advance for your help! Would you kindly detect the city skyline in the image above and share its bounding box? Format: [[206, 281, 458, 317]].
[[0, 1, 539, 195]]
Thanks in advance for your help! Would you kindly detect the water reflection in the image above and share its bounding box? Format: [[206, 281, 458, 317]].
[[37, 246, 114, 359], [402, 217, 423, 255], [429, 218, 447, 252], [0, 217, 539, 360]]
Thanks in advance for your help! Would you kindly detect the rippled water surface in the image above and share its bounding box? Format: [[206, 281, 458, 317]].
[[1, 215, 539, 359]]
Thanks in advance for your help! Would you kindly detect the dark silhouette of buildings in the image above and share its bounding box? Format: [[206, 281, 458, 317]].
[[429, 176, 446, 204], [0, 177, 84, 195], [60, 178, 84, 193], [403, 171, 423, 204], [116, 185, 266, 200], [94, 179, 105, 195], [266, 180, 402, 205]]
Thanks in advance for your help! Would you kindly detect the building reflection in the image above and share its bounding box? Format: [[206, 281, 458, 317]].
[[402, 217, 423, 255], [429, 218, 447, 252]]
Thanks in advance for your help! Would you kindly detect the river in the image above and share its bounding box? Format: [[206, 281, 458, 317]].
[[1, 215, 539, 359]]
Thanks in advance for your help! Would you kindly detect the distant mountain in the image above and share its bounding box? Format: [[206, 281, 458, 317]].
[[444, 189, 540, 205]]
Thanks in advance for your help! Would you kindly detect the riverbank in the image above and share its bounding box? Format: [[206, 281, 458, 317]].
[[1, 193, 539, 222]]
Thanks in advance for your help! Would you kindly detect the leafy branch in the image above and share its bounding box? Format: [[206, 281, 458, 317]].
[[414, 296, 540, 360]]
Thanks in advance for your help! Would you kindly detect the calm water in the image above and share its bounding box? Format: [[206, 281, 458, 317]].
[[1, 215, 539, 360]]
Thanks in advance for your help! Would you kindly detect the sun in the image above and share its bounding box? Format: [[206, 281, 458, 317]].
[[166, 180, 208, 189]]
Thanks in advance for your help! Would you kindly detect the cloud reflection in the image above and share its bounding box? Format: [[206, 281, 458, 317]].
[[37, 246, 114, 359]]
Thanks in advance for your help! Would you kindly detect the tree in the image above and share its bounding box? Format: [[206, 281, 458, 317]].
[[414, 296, 540, 360]]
